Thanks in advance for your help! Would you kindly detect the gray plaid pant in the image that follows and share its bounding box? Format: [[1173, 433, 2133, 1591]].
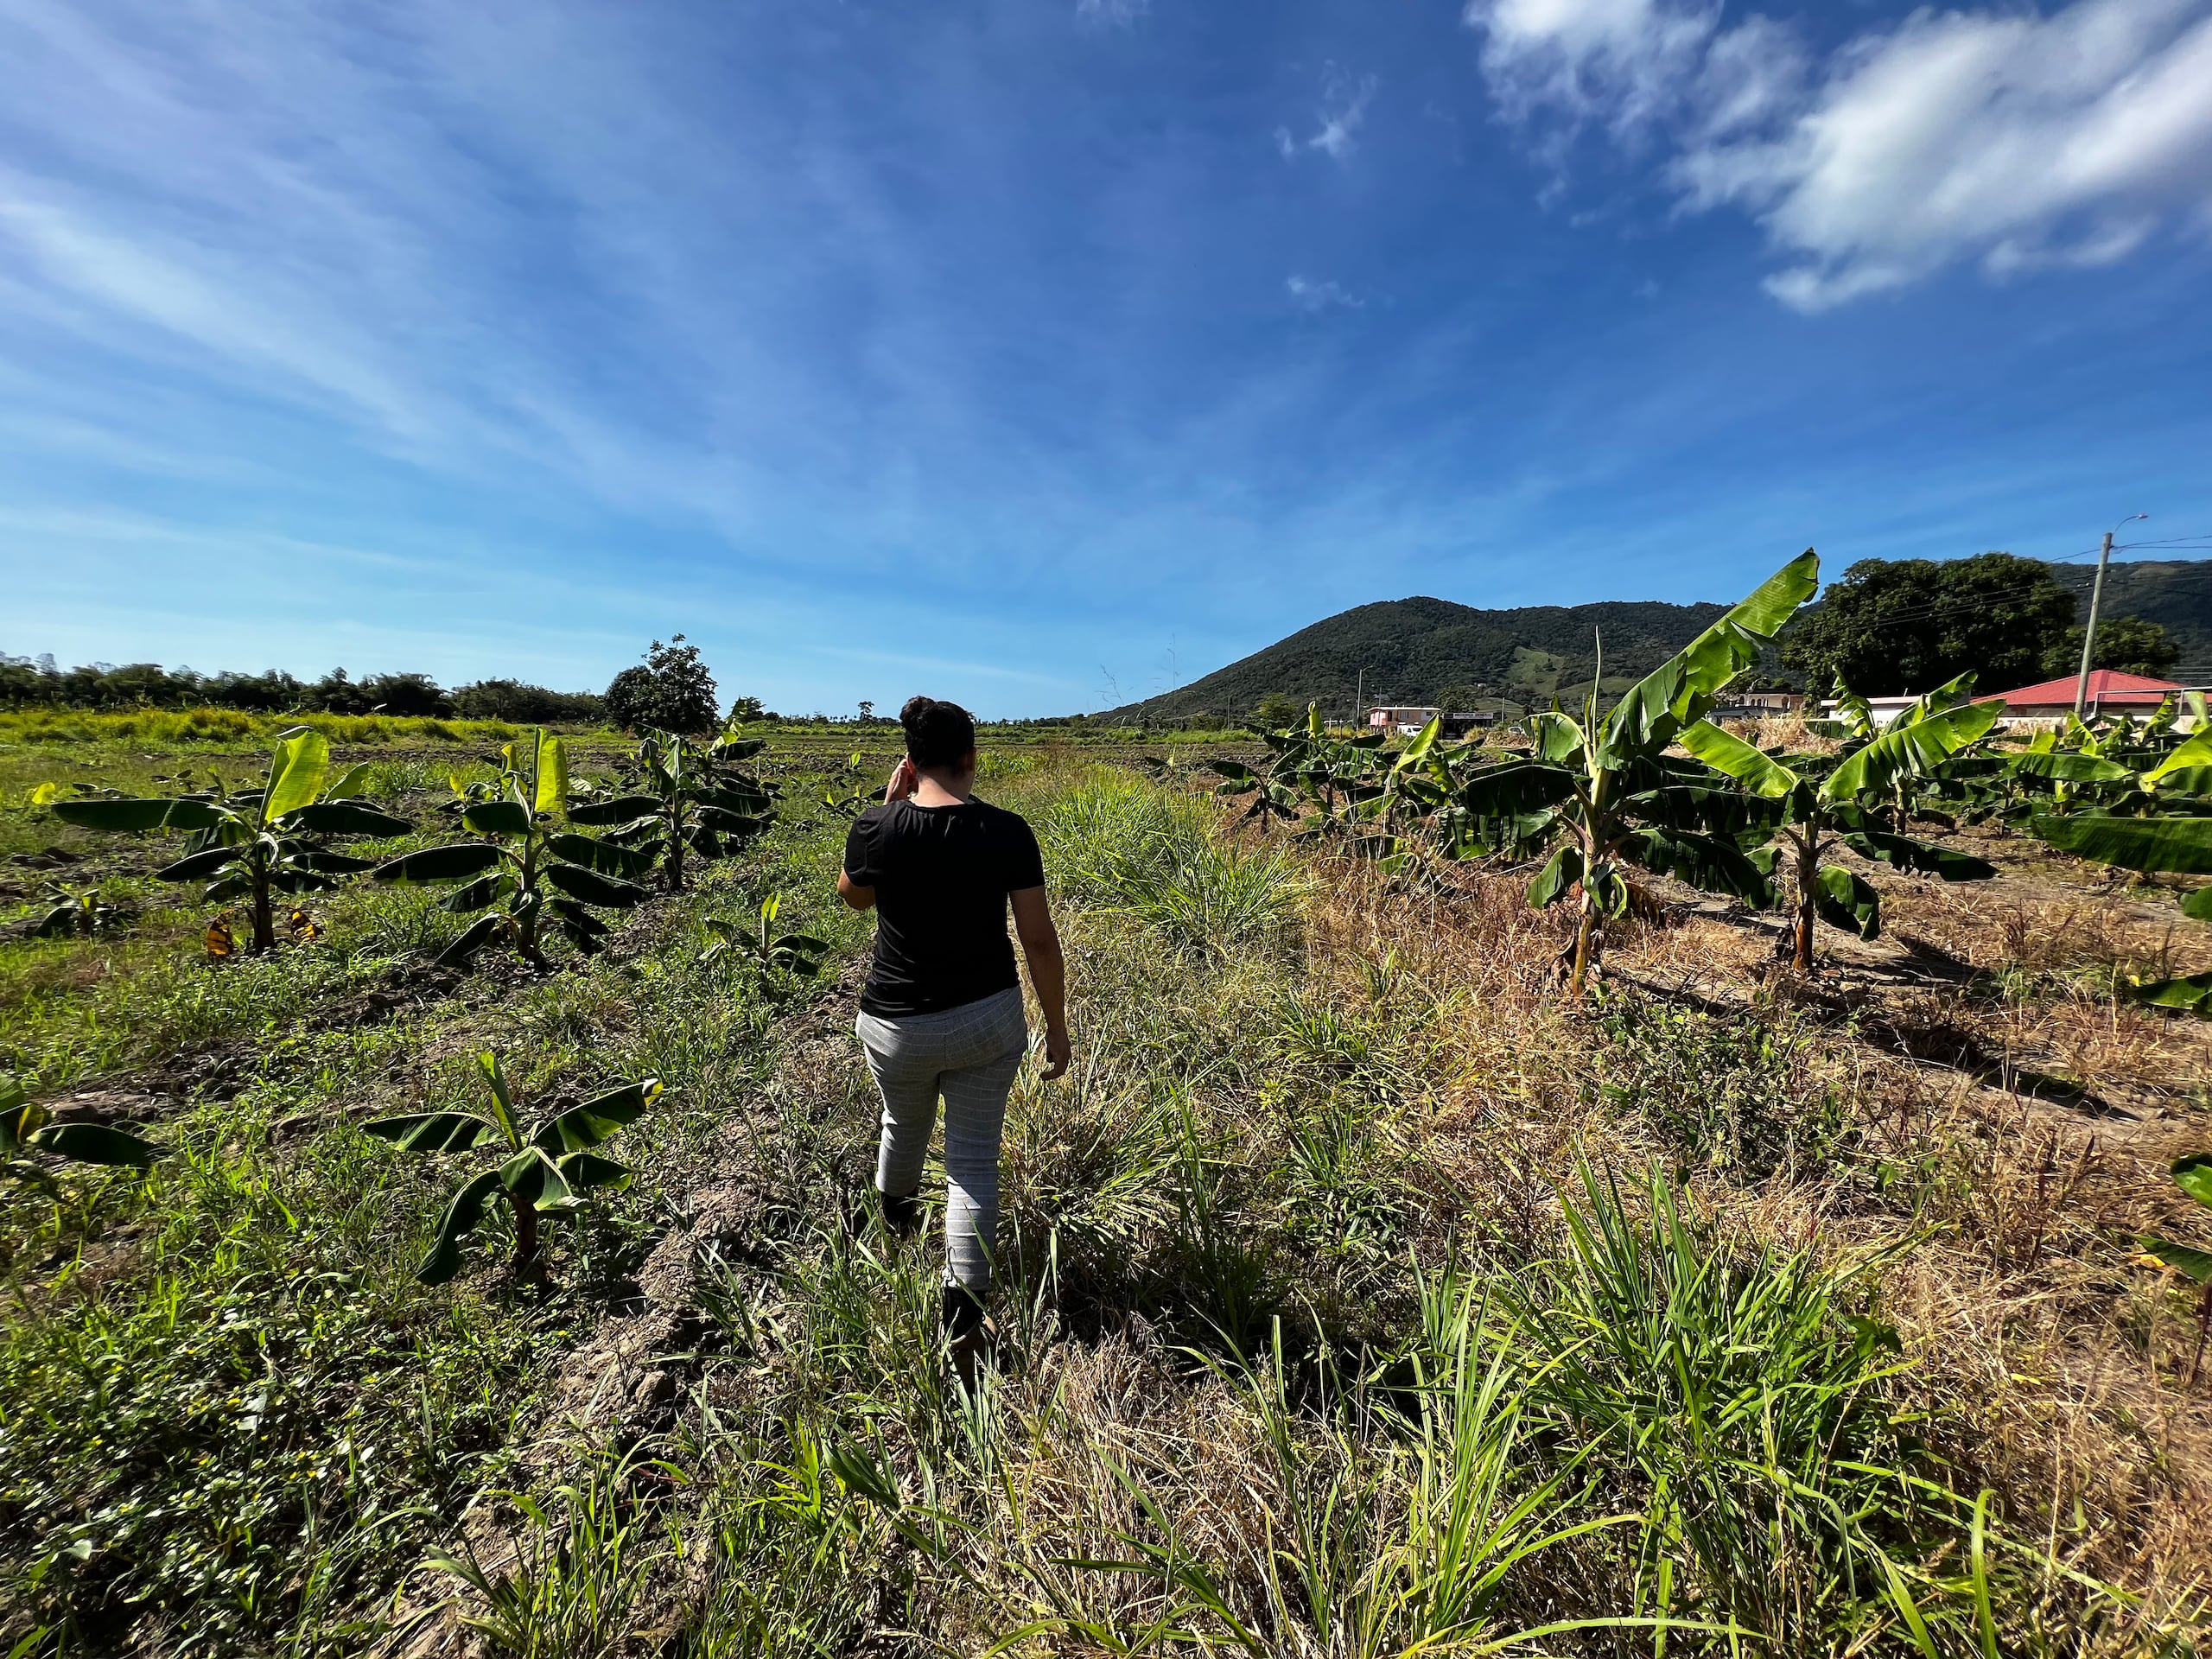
[[855, 986, 1027, 1293]]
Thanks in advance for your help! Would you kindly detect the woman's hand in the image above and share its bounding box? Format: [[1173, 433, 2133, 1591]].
[[884, 758, 918, 804], [1039, 1024, 1071, 1081]]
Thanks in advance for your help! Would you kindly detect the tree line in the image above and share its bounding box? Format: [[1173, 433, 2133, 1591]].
[[0, 632, 771, 732]]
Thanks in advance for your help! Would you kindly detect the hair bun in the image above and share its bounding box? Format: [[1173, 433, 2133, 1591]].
[[899, 696, 976, 769]]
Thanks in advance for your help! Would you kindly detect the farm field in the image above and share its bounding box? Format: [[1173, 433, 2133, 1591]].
[[3, 715, 2212, 1658]]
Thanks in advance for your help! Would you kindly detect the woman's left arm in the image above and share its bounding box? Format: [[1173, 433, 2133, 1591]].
[[1010, 887, 1071, 1080]]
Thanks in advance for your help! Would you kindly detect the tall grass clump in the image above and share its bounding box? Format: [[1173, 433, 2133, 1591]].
[[1501, 1162, 2022, 1653], [1037, 773, 1306, 957]]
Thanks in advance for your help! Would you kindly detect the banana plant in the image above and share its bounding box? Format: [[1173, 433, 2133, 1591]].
[[1680, 685, 1999, 973], [372, 729, 653, 969], [699, 893, 829, 981], [2139, 1155, 2212, 1386], [29, 883, 130, 938], [365, 1051, 661, 1283], [1206, 703, 1399, 840], [3, 1077, 159, 1191], [44, 729, 410, 952], [1448, 550, 1821, 995], [569, 728, 773, 893]]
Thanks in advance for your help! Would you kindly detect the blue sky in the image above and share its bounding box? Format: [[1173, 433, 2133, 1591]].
[[3, 0, 2209, 716]]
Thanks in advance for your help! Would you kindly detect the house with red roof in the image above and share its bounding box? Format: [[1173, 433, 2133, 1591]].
[[1974, 669, 2189, 724]]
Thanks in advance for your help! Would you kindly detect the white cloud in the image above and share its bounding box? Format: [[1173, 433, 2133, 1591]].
[[1286, 273, 1363, 311], [1076, 0, 1149, 27], [1465, 0, 2212, 308], [1278, 68, 1377, 162]]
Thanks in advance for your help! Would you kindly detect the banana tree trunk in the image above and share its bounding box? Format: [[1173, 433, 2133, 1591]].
[[1791, 828, 1817, 975], [507, 1192, 541, 1281], [1567, 888, 1599, 1000], [515, 842, 547, 967], [249, 861, 276, 954], [667, 804, 686, 893]]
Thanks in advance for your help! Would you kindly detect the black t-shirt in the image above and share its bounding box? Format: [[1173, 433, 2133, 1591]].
[[843, 797, 1046, 1018]]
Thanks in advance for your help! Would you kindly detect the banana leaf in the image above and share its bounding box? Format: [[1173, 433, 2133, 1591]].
[[1841, 830, 1997, 881], [2139, 1236, 2212, 1284], [415, 1168, 505, 1284], [284, 801, 413, 837], [2031, 814, 2212, 876], [1626, 827, 1777, 907], [555, 1151, 632, 1191], [2174, 1155, 2212, 1205], [566, 794, 663, 827], [2128, 972, 2212, 1016], [155, 844, 241, 882], [546, 832, 658, 879], [499, 1146, 582, 1212], [2005, 752, 2134, 784], [33, 1121, 161, 1167], [1528, 844, 1582, 909], [1599, 549, 1820, 763], [1455, 760, 1577, 817], [1823, 699, 2000, 801], [49, 797, 224, 833], [262, 729, 331, 824], [363, 1112, 501, 1153], [461, 800, 532, 837], [543, 862, 650, 908], [531, 1078, 662, 1154], [1677, 719, 1800, 798], [1814, 864, 1881, 938], [375, 843, 505, 884], [435, 912, 506, 967]]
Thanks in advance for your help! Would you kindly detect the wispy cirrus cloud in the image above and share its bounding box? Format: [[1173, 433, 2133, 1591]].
[[1285, 273, 1363, 311], [1274, 67, 1377, 161], [1076, 0, 1151, 27], [1465, 0, 2212, 308]]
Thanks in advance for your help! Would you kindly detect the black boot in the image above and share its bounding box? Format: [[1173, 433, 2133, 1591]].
[[879, 1188, 921, 1241], [942, 1282, 988, 1391]]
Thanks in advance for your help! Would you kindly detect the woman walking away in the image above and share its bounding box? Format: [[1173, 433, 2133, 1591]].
[[836, 696, 1071, 1384]]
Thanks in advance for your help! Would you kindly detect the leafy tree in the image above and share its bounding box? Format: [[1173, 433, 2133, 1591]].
[[604, 636, 720, 734], [365, 1051, 660, 1283], [1434, 683, 1483, 714], [1780, 552, 2076, 696], [2043, 615, 2181, 679], [1252, 691, 1301, 729], [45, 729, 410, 952], [604, 665, 657, 732], [452, 679, 607, 724], [728, 694, 766, 724]]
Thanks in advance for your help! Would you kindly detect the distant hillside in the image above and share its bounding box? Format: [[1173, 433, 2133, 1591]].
[[2046, 559, 2212, 670], [1094, 595, 1730, 724], [1093, 556, 2212, 725]]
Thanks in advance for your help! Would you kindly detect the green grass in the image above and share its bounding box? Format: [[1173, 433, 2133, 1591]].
[[0, 753, 2182, 1655]]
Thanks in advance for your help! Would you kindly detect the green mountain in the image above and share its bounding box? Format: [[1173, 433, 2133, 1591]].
[[2045, 558, 2212, 671], [1092, 556, 2212, 726], [1094, 595, 1732, 724]]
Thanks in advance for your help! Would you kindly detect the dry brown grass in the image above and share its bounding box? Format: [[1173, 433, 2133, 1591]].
[[1294, 847, 2212, 1629]]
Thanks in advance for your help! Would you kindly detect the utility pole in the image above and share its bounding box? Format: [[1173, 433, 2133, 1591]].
[[2074, 513, 2149, 721], [1355, 667, 1365, 733]]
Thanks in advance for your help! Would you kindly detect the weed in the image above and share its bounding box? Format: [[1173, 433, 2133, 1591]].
[[1593, 991, 1852, 1182]]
